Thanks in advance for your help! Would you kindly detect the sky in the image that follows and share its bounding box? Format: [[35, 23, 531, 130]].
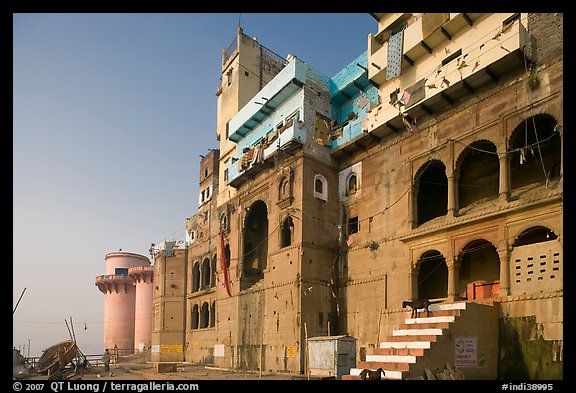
[[12, 12, 377, 358]]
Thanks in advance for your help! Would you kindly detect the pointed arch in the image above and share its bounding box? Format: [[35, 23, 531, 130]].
[[456, 139, 499, 209], [414, 160, 448, 226]]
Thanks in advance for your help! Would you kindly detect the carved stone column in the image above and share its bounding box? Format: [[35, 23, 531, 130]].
[[447, 256, 461, 302], [498, 241, 511, 296], [498, 148, 510, 202]]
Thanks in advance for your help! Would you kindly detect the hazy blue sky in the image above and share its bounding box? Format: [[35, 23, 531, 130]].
[[13, 13, 376, 357]]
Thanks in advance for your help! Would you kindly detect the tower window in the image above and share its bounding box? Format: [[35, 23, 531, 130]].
[[227, 69, 233, 86], [314, 174, 328, 202], [348, 216, 359, 234]]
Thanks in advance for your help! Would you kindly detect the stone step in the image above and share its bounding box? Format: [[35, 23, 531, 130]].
[[384, 335, 438, 342], [358, 361, 411, 371], [380, 341, 431, 349], [399, 321, 451, 330], [393, 328, 444, 336], [429, 302, 467, 311], [366, 354, 417, 363], [371, 347, 425, 356], [404, 316, 455, 324]]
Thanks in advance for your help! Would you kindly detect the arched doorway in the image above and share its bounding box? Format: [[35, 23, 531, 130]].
[[458, 239, 500, 300], [241, 200, 268, 290], [509, 114, 561, 190], [456, 140, 499, 210], [414, 160, 448, 226], [417, 250, 448, 300]]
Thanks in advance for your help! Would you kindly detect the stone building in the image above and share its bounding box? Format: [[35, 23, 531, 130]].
[[151, 13, 563, 379]]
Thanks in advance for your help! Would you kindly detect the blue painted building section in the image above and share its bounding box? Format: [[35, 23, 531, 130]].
[[226, 52, 380, 186], [226, 57, 330, 185], [329, 51, 378, 149]]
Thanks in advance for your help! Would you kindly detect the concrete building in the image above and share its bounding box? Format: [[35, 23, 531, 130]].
[[95, 252, 153, 352], [152, 13, 562, 379]]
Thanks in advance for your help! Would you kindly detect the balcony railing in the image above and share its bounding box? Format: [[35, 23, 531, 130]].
[[227, 119, 306, 188], [330, 13, 527, 159]]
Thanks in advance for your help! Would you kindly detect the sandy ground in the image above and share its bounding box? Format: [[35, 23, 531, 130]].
[[13, 362, 298, 381]]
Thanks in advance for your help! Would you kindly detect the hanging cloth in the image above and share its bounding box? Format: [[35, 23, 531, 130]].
[[220, 231, 232, 297], [386, 22, 407, 81]]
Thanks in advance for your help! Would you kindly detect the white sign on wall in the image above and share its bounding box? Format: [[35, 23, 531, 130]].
[[214, 344, 225, 357], [151, 345, 160, 353], [455, 337, 477, 367]]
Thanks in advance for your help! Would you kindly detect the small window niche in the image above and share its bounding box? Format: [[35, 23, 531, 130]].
[[277, 166, 295, 208], [314, 174, 328, 202]]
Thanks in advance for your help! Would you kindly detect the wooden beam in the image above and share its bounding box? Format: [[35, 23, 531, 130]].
[[440, 92, 453, 106], [440, 27, 452, 40], [462, 80, 475, 94], [386, 122, 400, 133], [403, 54, 414, 66], [420, 40, 433, 54], [420, 104, 433, 116], [485, 67, 499, 83], [462, 13, 474, 26]]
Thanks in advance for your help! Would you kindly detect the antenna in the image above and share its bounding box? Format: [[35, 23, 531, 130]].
[[238, 13, 241, 29]]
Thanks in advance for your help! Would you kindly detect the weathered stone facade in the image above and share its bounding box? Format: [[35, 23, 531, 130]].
[[152, 13, 562, 379]]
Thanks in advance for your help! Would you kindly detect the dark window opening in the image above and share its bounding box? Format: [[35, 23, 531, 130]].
[[211, 255, 217, 288], [348, 174, 358, 195], [457, 140, 499, 209], [281, 216, 294, 248], [114, 268, 128, 276], [315, 179, 323, 193], [348, 216, 359, 234], [191, 305, 199, 329], [192, 262, 200, 292], [417, 250, 448, 300], [202, 258, 211, 290], [415, 160, 448, 226], [210, 301, 216, 327], [509, 114, 561, 190], [200, 302, 209, 328], [224, 244, 231, 269], [513, 226, 558, 247]]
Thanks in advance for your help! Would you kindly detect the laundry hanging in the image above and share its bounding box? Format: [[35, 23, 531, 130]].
[[220, 231, 232, 297]]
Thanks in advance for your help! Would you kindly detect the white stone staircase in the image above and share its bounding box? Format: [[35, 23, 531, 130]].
[[343, 302, 470, 380]]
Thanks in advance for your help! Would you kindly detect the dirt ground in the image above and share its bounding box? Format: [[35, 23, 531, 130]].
[[13, 361, 297, 381]]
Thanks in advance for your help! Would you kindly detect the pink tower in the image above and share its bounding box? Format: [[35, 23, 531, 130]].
[[95, 252, 151, 352], [128, 265, 154, 352]]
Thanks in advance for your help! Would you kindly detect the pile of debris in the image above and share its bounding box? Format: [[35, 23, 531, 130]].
[[410, 363, 466, 380]]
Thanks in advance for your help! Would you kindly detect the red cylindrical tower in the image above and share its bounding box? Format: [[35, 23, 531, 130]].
[[129, 265, 154, 352], [95, 252, 150, 352]]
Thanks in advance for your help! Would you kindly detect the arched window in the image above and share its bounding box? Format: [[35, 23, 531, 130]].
[[281, 178, 290, 198], [414, 160, 448, 226], [314, 174, 328, 201], [220, 212, 228, 232], [347, 173, 357, 195], [280, 216, 294, 248], [201, 258, 211, 290], [211, 255, 217, 288], [191, 304, 199, 329], [210, 301, 216, 327], [224, 244, 231, 269], [200, 302, 210, 328], [315, 179, 323, 193], [192, 262, 200, 292]]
